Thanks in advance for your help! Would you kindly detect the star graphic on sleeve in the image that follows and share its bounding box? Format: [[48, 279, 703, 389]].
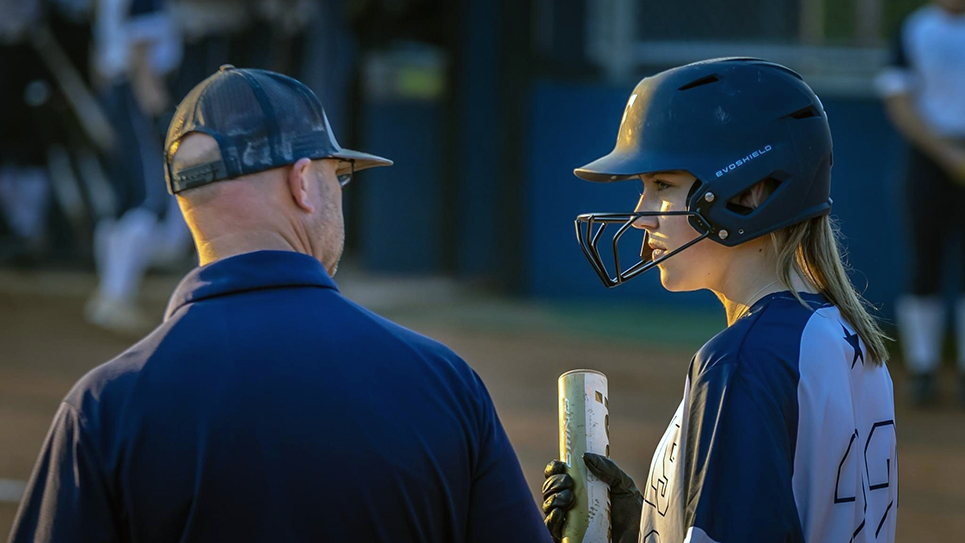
[[842, 324, 864, 369]]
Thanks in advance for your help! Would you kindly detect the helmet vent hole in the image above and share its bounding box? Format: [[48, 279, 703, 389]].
[[725, 177, 783, 216], [788, 106, 819, 120], [678, 75, 720, 91], [725, 201, 755, 216]]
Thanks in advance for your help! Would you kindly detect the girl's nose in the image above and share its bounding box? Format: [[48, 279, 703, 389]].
[[631, 196, 658, 230]]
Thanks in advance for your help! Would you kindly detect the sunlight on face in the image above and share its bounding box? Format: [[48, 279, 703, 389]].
[[310, 158, 345, 275], [632, 171, 734, 292]]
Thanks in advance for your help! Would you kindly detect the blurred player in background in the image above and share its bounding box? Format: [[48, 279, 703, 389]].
[[167, 0, 251, 100], [541, 59, 897, 543], [0, 0, 52, 260], [0, 0, 108, 262], [876, 0, 965, 406], [85, 0, 191, 334], [247, 0, 317, 73], [8, 66, 551, 543]]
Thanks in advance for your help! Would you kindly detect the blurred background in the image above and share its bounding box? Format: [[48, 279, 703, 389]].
[[1, 0, 963, 540]]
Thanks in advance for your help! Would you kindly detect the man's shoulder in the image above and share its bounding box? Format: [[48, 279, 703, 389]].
[[69, 294, 485, 414], [350, 303, 478, 379], [357, 304, 453, 354], [61, 330, 167, 422], [173, 284, 468, 369]]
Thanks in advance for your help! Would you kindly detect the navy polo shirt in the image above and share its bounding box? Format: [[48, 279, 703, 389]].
[[9, 251, 550, 543]]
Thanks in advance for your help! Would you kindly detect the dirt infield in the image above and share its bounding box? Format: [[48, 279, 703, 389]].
[[1, 268, 963, 540]]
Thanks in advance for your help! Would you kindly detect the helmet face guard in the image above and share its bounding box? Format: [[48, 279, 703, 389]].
[[575, 211, 712, 288]]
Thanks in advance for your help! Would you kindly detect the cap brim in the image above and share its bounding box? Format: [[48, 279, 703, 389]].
[[574, 149, 646, 182], [331, 149, 393, 174], [574, 148, 698, 183]]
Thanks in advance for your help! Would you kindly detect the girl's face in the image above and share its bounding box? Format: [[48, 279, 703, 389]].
[[633, 171, 739, 292]]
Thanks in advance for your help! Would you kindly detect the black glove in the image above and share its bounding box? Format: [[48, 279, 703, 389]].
[[584, 453, 642, 543], [542, 454, 642, 543], [542, 459, 574, 543]]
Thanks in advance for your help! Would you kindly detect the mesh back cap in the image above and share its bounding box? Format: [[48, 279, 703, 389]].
[[164, 65, 392, 194]]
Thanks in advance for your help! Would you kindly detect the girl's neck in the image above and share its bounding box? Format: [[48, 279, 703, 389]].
[[715, 269, 817, 326]]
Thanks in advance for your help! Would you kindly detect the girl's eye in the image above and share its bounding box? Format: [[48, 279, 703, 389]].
[[640, 179, 672, 195]]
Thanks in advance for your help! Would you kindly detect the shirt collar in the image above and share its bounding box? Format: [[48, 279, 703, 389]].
[[164, 250, 338, 321], [745, 290, 829, 317]]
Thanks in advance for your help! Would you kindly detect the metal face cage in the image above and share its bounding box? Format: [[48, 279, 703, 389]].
[[574, 211, 712, 288]]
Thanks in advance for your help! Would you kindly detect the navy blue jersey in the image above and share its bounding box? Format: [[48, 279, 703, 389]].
[[9, 250, 550, 543], [639, 292, 897, 543]]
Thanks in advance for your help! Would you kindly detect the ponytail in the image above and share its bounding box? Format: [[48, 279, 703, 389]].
[[771, 216, 891, 365]]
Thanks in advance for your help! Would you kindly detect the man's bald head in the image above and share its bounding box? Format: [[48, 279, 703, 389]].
[[168, 133, 346, 273], [169, 134, 237, 205], [169, 133, 222, 175]]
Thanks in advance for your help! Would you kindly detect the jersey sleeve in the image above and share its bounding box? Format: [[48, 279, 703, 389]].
[[465, 371, 552, 543], [8, 403, 120, 543], [681, 362, 804, 543], [874, 21, 918, 97]]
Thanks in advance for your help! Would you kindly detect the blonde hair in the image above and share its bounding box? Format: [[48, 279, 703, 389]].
[[770, 216, 890, 365]]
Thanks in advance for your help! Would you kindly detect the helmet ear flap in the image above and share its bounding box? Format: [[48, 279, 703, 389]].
[[686, 179, 712, 236], [689, 174, 788, 242], [687, 182, 704, 203], [686, 179, 704, 206]]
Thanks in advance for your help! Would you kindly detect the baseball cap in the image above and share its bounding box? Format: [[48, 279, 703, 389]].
[[164, 64, 393, 194]]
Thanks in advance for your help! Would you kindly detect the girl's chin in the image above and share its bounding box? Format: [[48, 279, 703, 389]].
[[658, 268, 679, 291], [658, 268, 699, 293]]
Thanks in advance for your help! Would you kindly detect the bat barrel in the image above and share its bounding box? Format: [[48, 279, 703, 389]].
[[558, 369, 611, 543]]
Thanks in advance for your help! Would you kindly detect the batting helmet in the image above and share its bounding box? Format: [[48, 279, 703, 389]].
[[575, 57, 833, 287]]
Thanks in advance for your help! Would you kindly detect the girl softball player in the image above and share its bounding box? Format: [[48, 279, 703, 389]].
[[543, 58, 897, 543]]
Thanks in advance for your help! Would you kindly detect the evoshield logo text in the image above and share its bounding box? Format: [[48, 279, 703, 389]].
[[715, 145, 773, 177]]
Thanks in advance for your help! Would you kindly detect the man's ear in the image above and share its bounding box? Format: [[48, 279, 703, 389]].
[[288, 158, 315, 213]]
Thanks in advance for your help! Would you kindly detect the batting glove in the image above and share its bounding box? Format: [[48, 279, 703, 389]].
[[542, 459, 574, 542], [542, 454, 642, 543], [584, 453, 642, 543]]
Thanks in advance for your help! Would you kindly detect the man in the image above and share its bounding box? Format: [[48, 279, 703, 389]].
[[875, 0, 965, 406], [8, 66, 550, 543]]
